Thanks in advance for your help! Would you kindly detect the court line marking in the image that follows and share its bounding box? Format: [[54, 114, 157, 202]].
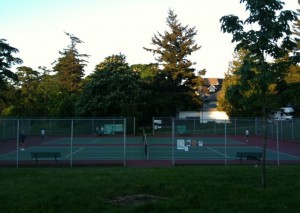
[[64, 147, 85, 158], [43, 138, 67, 144], [0, 151, 17, 156], [91, 138, 99, 144], [237, 146, 300, 159], [0, 146, 34, 156], [206, 147, 229, 158], [267, 150, 300, 159]]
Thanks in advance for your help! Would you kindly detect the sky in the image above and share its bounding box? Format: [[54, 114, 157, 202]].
[[1, 0, 299, 78]]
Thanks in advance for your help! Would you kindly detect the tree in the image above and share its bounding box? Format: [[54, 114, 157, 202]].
[[0, 39, 22, 115], [287, 0, 300, 115], [0, 39, 22, 81], [131, 63, 157, 80], [16, 66, 40, 116], [76, 54, 145, 117], [52, 32, 88, 93], [220, 0, 299, 188], [144, 9, 204, 112], [51, 32, 89, 117], [34, 66, 62, 117], [218, 49, 247, 116]]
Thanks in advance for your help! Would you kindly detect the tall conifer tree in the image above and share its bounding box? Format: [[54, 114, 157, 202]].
[[52, 32, 88, 93], [144, 9, 204, 112]]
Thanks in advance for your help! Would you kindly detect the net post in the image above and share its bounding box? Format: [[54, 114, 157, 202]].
[[143, 128, 149, 160]]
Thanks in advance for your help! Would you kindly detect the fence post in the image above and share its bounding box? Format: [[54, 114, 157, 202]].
[[172, 118, 175, 167], [276, 121, 280, 165], [70, 119, 73, 168], [235, 118, 237, 136], [16, 120, 19, 168], [225, 120, 227, 166], [123, 118, 126, 167], [255, 117, 257, 135], [152, 117, 154, 135], [292, 119, 294, 141], [133, 117, 136, 135]]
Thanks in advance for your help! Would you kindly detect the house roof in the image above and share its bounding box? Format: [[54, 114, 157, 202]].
[[205, 78, 218, 86], [200, 78, 223, 93], [203, 78, 223, 86]]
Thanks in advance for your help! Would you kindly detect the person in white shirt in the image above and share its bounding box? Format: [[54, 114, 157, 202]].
[[41, 128, 46, 142], [245, 129, 249, 142]]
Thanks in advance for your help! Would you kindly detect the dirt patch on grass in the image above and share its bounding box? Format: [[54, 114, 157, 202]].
[[108, 194, 168, 206]]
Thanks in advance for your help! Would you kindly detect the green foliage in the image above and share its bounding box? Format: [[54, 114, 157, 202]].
[[57, 95, 76, 117], [15, 66, 40, 116], [35, 67, 61, 117], [220, 0, 300, 188], [220, 0, 299, 117], [131, 63, 158, 79], [0, 39, 23, 115], [144, 9, 204, 112], [52, 32, 88, 93], [76, 54, 146, 117], [0, 84, 19, 116], [0, 38, 22, 82]]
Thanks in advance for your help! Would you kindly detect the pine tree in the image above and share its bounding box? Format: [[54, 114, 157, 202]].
[[52, 32, 88, 93], [144, 9, 204, 112]]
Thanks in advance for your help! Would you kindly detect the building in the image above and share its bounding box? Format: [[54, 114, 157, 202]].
[[199, 78, 224, 109], [178, 78, 229, 122]]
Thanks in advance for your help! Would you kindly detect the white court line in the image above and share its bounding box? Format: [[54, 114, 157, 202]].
[[207, 147, 229, 158], [64, 147, 85, 158], [0, 151, 17, 156], [0, 146, 34, 156], [91, 138, 99, 144], [43, 138, 67, 144], [240, 146, 300, 159], [268, 150, 300, 159]]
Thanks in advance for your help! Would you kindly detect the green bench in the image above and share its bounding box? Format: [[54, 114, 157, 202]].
[[236, 152, 262, 162], [31, 152, 61, 161]]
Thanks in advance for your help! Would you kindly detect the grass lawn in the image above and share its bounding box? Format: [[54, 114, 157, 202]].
[[1, 165, 300, 213]]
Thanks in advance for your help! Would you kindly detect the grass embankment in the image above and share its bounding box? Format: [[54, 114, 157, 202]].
[[1, 165, 300, 213]]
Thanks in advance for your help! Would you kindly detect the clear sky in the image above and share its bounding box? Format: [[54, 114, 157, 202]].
[[1, 0, 299, 78]]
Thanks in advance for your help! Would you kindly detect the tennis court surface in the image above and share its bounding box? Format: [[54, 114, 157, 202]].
[[1, 134, 300, 167]]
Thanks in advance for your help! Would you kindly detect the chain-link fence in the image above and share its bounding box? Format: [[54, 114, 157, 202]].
[[0, 118, 136, 167], [150, 117, 300, 166], [152, 117, 300, 142], [0, 117, 299, 167]]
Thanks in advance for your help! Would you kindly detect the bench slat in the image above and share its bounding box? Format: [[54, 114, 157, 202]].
[[236, 152, 262, 162], [31, 152, 61, 161]]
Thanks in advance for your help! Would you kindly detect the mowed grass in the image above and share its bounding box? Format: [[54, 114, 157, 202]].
[[1, 165, 300, 213]]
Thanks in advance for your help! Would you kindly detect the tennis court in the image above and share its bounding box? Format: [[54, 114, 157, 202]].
[[1, 134, 299, 167]]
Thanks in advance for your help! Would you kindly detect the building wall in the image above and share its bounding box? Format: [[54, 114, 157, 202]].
[[178, 110, 229, 123]]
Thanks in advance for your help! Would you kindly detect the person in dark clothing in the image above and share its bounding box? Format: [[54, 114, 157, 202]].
[[19, 130, 26, 151]]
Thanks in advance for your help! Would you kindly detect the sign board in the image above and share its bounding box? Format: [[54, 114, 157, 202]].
[[103, 124, 123, 134], [177, 139, 185, 150]]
